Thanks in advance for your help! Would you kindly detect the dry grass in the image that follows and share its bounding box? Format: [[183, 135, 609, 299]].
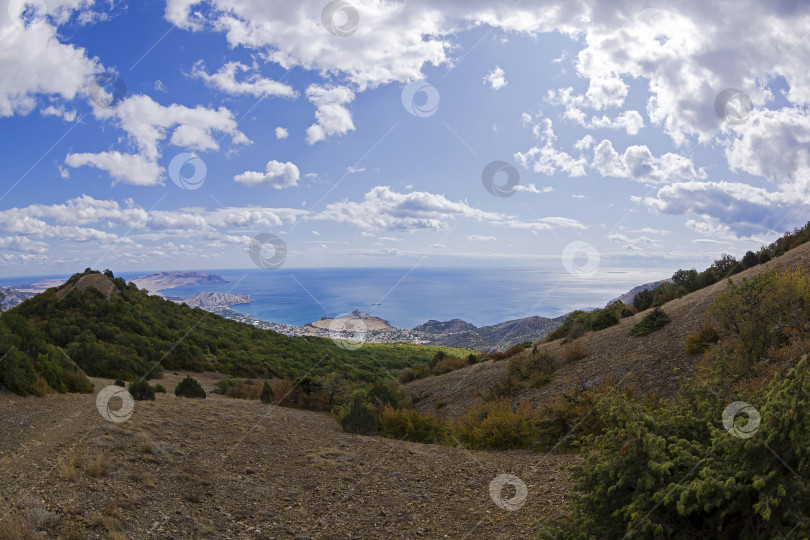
[[86, 452, 108, 477], [58, 456, 76, 481], [25, 509, 55, 530], [0, 515, 41, 540], [134, 432, 155, 454], [561, 342, 588, 363]]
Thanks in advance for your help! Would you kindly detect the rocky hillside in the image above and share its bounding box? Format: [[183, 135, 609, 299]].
[[181, 292, 252, 308], [414, 315, 566, 350], [0, 287, 35, 310], [607, 278, 672, 306], [406, 240, 810, 420]]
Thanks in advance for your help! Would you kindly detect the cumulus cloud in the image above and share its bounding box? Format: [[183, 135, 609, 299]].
[[64, 152, 165, 186], [305, 84, 355, 144], [314, 186, 585, 232], [484, 66, 507, 90], [275, 126, 289, 139], [549, 88, 645, 135], [64, 94, 251, 185], [191, 60, 297, 98], [592, 139, 705, 184], [234, 160, 300, 189], [0, 3, 100, 117], [642, 180, 792, 237], [514, 119, 588, 177], [608, 233, 661, 251]]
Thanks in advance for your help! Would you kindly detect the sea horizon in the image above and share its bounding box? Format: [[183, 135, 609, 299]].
[[0, 266, 669, 329]]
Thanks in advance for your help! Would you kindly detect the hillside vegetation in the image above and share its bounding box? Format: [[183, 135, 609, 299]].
[[0, 269, 470, 407]]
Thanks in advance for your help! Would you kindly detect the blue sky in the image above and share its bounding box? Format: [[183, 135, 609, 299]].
[[1, 0, 809, 279]]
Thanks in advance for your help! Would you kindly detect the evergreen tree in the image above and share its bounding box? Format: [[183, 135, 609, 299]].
[[260, 380, 274, 404]]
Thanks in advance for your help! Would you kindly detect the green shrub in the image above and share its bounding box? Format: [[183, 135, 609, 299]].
[[260, 380, 274, 404], [453, 399, 541, 451], [506, 350, 556, 388], [174, 376, 206, 399], [61, 366, 93, 393], [113, 379, 126, 387], [685, 323, 720, 354], [212, 378, 243, 394], [629, 307, 671, 336], [152, 383, 166, 393], [0, 348, 43, 396], [378, 406, 447, 444], [340, 394, 378, 435], [129, 379, 155, 401], [540, 357, 810, 539]]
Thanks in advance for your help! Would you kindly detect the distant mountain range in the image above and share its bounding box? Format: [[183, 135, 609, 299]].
[[0, 287, 36, 310], [607, 279, 672, 307], [412, 315, 568, 350], [130, 271, 228, 294]]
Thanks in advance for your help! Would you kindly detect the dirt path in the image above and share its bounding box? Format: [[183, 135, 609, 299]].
[[0, 373, 575, 539]]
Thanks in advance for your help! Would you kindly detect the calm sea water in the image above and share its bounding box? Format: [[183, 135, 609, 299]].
[[3, 267, 659, 329]]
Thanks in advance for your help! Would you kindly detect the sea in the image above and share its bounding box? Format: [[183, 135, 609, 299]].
[[2, 267, 667, 329]]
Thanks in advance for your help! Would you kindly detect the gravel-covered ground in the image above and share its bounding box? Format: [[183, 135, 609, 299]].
[[0, 372, 575, 539]]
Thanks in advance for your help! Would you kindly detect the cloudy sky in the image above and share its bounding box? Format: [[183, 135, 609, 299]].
[[0, 0, 808, 278]]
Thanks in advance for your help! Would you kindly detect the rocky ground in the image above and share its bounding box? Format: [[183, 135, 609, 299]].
[[0, 372, 575, 539]]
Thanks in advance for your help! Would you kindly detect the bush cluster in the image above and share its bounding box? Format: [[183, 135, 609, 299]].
[[628, 307, 671, 337], [633, 222, 810, 312], [174, 376, 206, 399]]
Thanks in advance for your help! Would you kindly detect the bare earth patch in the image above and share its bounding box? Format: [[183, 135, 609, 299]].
[[0, 372, 575, 539]]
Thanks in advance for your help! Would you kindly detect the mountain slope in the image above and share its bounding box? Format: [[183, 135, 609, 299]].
[[2, 270, 470, 396], [406, 240, 810, 419], [414, 315, 565, 350]]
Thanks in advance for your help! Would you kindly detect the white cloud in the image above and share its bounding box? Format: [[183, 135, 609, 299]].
[[64, 152, 165, 186], [724, 108, 810, 191], [234, 160, 300, 189], [642, 180, 792, 236], [514, 119, 588, 177], [484, 66, 507, 90], [275, 126, 289, 139], [468, 235, 496, 242], [40, 104, 76, 122], [97, 94, 250, 161], [608, 233, 660, 251], [0, 5, 100, 117], [592, 140, 705, 184], [305, 84, 355, 144], [514, 184, 553, 194], [314, 186, 585, 232], [191, 61, 297, 98]]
